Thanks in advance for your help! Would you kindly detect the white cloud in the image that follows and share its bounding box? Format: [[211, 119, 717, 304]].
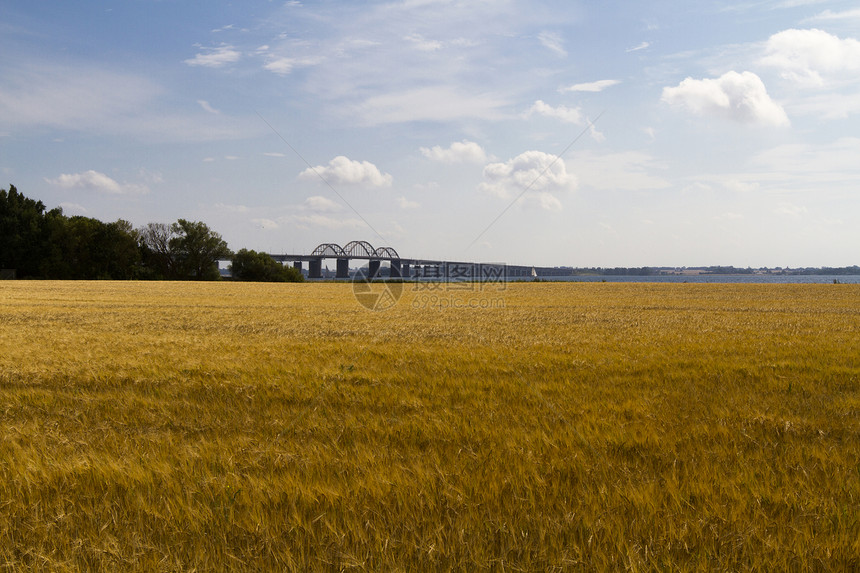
[[538, 31, 567, 57], [750, 137, 860, 179], [404, 33, 442, 52], [420, 140, 488, 163], [349, 87, 510, 125], [252, 218, 280, 230], [0, 61, 158, 131], [303, 195, 341, 211], [561, 79, 621, 93], [588, 120, 606, 142], [397, 196, 420, 209], [197, 100, 220, 114], [257, 42, 323, 76], [252, 1, 522, 125], [299, 156, 392, 187], [0, 59, 263, 142], [526, 100, 582, 124], [263, 152, 287, 157], [46, 170, 148, 195], [264, 57, 297, 75], [574, 151, 670, 191], [214, 203, 250, 213], [184, 44, 241, 68], [626, 41, 650, 52], [661, 71, 789, 126], [293, 213, 366, 230], [682, 137, 860, 195], [760, 28, 860, 86], [784, 90, 860, 119], [479, 150, 576, 210], [137, 168, 164, 185], [808, 8, 860, 21], [722, 179, 760, 193], [775, 202, 807, 217]]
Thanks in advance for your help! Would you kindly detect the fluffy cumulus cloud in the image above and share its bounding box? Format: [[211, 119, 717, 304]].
[[184, 44, 241, 68], [760, 28, 860, 86], [46, 170, 148, 194], [526, 100, 582, 124], [661, 71, 789, 126], [299, 156, 392, 187], [479, 151, 577, 210], [420, 140, 488, 163]]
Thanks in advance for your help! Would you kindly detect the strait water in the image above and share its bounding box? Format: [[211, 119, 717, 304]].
[[532, 275, 860, 284]]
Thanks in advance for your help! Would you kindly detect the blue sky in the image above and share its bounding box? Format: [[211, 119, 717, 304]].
[[2, 0, 859, 267]]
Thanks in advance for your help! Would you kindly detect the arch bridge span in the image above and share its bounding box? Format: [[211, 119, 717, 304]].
[[273, 241, 401, 279], [267, 241, 526, 280], [310, 241, 400, 260]]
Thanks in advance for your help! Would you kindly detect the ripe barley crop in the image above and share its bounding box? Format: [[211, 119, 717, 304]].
[[1, 281, 858, 570]]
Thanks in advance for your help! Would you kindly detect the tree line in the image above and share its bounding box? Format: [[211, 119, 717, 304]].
[[1, 185, 302, 282]]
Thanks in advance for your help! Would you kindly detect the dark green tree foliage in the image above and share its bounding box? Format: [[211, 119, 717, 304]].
[[41, 216, 141, 279], [0, 185, 52, 277], [231, 249, 305, 282], [169, 219, 232, 280], [2, 185, 233, 280]]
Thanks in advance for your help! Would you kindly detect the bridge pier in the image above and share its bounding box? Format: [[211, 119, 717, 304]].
[[336, 258, 350, 279], [309, 258, 322, 279], [390, 259, 402, 278], [368, 260, 381, 279], [401, 261, 410, 278], [293, 261, 302, 273]]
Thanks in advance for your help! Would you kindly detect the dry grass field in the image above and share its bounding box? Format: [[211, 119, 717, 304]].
[[1, 280, 858, 571]]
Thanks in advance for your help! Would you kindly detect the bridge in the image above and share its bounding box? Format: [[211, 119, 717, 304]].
[[268, 241, 533, 280]]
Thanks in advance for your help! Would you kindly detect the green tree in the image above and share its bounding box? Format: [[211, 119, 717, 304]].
[[231, 249, 305, 282], [105, 219, 143, 279], [0, 184, 51, 277], [41, 216, 142, 279], [137, 222, 179, 279], [169, 219, 232, 280]]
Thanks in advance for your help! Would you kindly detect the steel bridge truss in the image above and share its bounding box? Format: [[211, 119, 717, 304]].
[[310, 241, 400, 260]]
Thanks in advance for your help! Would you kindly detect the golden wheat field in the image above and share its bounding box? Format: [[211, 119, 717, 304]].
[[1, 280, 858, 571]]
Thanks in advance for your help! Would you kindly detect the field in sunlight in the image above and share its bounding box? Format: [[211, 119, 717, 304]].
[[1, 280, 858, 570]]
